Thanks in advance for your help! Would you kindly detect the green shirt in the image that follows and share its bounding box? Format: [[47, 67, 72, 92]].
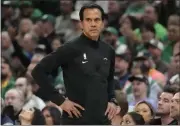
[[1, 77, 15, 99], [134, 23, 167, 41]]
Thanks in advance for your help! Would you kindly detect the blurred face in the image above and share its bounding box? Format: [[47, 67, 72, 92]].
[[60, 0, 73, 14], [19, 108, 34, 125], [115, 57, 128, 74], [173, 42, 180, 72], [15, 77, 27, 93], [132, 80, 147, 97], [1, 57, 11, 80], [31, 54, 44, 64], [80, 8, 104, 41], [5, 90, 24, 112], [170, 92, 180, 119], [103, 32, 117, 46], [32, 24, 42, 37], [121, 114, 135, 125], [119, 16, 132, 29], [157, 92, 173, 115], [148, 45, 161, 59], [135, 103, 153, 123], [2, 6, 13, 17], [108, 0, 119, 14], [71, 19, 81, 29], [143, 6, 157, 24], [43, 109, 53, 125], [141, 29, 155, 42], [51, 39, 62, 51], [131, 61, 142, 75], [168, 25, 180, 41], [23, 34, 36, 52], [20, 19, 32, 34], [1, 32, 11, 49]]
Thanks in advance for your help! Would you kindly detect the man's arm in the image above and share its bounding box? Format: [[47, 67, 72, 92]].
[[31, 43, 80, 105], [107, 49, 116, 102]]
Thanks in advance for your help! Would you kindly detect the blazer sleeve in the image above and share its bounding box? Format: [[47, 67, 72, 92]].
[[31, 43, 80, 105], [107, 48, 116, 101]]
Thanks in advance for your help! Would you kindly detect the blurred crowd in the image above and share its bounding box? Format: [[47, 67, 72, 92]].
[[1, 0, 180, 125]]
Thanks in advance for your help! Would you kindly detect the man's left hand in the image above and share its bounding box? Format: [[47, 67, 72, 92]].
[[105, 102, 117, 120]]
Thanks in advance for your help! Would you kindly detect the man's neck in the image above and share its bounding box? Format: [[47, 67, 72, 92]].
[[135, 93, 147, 103], [161, 115, 174, 125], [83, 31, 99, 41]]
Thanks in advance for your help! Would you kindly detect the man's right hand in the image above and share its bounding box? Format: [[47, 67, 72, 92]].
[[60, 99, 85, 118]]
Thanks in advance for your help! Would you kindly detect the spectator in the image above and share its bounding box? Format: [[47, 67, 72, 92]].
[[134, 101, 155, 124], [19, 107, 45, 125], [1, 31, 14, 60], [135, 5, 167, 41], [146, 39, 168, 74], [102, 26, 120, 49], [42, 106, 62, 125], [4, 88, 25, 124], [1, 56, 15, 99], [64, 10, 82, 42], [127, 75, 156, 110], [150, 85, 178, 125], [170, 92, 180, 125], [114, 46, 130, 90], [126, 51, 163, 104], [121, 112, 145, 125], [51, 37, 63, 52], [14, 77, 46, 110], [161, 15, 180, 63], [16, 18, 33, 47], [55, 0, 74, 36]]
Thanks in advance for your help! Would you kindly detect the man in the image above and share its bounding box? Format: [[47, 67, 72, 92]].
[[170, 92, 180, 125], [135, 5, 167, 41], [114, 45, 130, 90], [1, 56, 15, 99], [127, 75, 157, 110], [150, 85, 178, 125], [32, 4, 117, 125], [4, 88, 25, 124], [146, 39, 168, 74], [14, 77, 46, 110]]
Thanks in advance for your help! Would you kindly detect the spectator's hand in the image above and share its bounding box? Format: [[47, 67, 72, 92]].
[[60, 99, 85, 118], [105, 102, 117, 120]]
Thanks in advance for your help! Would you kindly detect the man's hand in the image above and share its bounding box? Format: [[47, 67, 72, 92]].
[[105, 102, 117, 120], [60, 99, 85, 118]]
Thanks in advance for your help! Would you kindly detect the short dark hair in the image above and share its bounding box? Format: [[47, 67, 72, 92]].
[[127, 112, 145, 125], [31, 107, 46, 125], [140, 23, 156, 35], [79, 3, 105, 21], [42, 106, 62, 125], [163, 85, 179, 95]]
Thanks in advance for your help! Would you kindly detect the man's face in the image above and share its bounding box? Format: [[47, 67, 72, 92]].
[[103, 32, 117, 46], [1, 32, 11, 49], [143, 6, 156, 24], [157, 92, 174, 115], [168, 25, 180, 41], [148, 46, 161, 60], [108, 0, 119, 14], [170, 92, 180, 119], [132, 80, 147, 97], [20, 19, 32, 34], [141, 29, 155, 42], [15, 77, 28, 93], [173, 42, 180, 73], [1, 57, 11, 80], [115, 56, 128, 74], [23, 34, 36, 52], [60, 0, 73, 14], [5, 90, 24, 112], [80, 8, 104, 40]]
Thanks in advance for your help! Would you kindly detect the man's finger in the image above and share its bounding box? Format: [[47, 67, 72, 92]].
[[73, 102, 85, 110], [71, 110, 80, 118], [73, 107, 82, 117], [108, 107, 114, 119], [67, 110, 73, 118], [105, 105, 110, 115]]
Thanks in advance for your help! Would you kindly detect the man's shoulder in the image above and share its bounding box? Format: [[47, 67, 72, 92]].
[[100, 40, 115, 52]]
